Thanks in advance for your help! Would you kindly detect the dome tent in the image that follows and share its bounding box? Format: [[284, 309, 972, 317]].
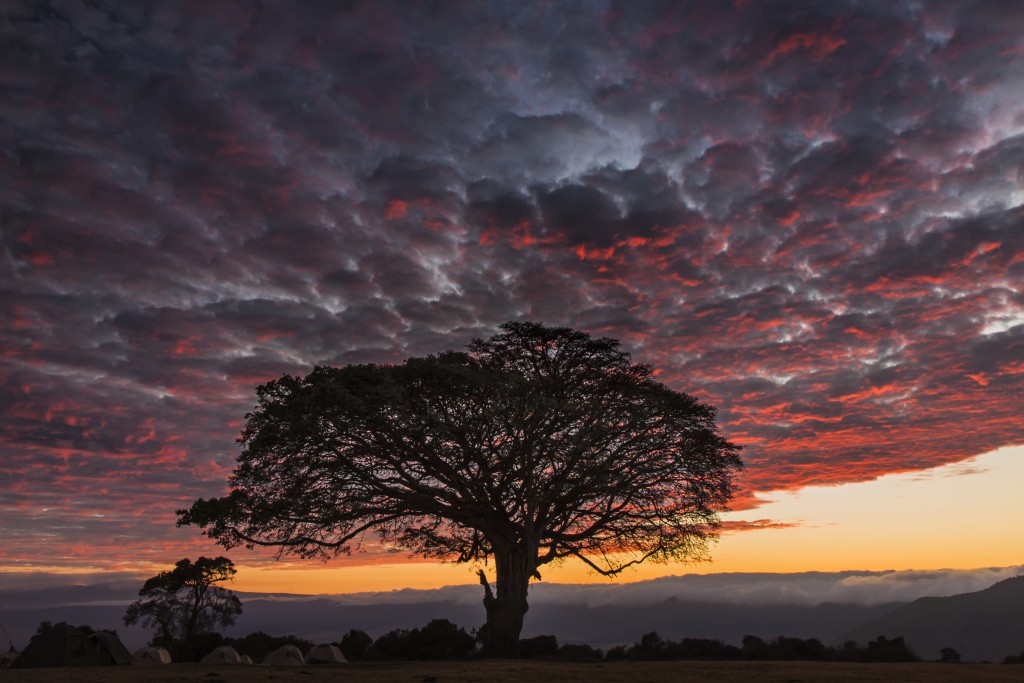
[[133, 646, 172, 664], [306, 644, 346, 663], [200, 645, 242, 664], [263, 644, 304, 666]]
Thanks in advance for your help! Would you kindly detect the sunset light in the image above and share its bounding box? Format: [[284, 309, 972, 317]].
[[2, 0, 1022, 657]]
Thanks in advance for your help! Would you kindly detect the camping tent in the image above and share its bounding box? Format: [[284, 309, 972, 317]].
[[13, 624, 132, 668], [263, 644, 304, 666], [306, 644, 346, 663], [89, 632, 133, 665], [200, 645, 242, 664], [134, 646, 172, 664], [0, 651, 19, 669]]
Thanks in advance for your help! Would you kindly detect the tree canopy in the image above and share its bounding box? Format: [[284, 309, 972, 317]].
[[123, 556, 241, 662], [179, 322, 742, 656]]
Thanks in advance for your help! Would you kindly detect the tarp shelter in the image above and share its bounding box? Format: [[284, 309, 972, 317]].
[[201, 645, 242, 664], [13, 624, 133, 668], [263, 644, 304, 666], [134, 646, 172, 664], [306, 644, 346, 663]]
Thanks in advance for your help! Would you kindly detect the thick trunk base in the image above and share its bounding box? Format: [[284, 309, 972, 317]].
[[478, 549, 532, 658]]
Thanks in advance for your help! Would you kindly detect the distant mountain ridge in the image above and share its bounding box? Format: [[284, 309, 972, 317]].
[[3, 568, 1021, 657], [839, 575, 1024, 662], [0, 581, 901, 652]]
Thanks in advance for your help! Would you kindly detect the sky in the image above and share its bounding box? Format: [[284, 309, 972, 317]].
[[1, 0, 1023, 594]]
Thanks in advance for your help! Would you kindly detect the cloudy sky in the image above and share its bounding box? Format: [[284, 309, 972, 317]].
[[2, 1, 1023, 590]]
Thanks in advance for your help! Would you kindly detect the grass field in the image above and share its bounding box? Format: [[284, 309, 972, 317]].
[[3, 660, 1022, 683]]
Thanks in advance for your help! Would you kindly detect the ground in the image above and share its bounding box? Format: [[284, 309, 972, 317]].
[[2, 661, 1022, 682]]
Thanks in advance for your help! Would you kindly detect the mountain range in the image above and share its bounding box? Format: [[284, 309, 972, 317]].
[[839, 575, 1024, 662]]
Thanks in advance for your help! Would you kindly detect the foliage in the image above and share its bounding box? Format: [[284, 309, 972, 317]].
[[938, 646, 961, 663], [741, 635, 827, 661], [607, 632, 917, 663], [618, 632, 741, 661], [519, 634, 560, 659], [230, 631, 314, 663], [179, 322, 742, 656], [1004, 649, 1024, 664], [188, 632, 229, 662], [32, 621, 97, 637], [339, 629, 373, 661], [366, 619, 476, 661], [122, 556, 242, 662], [861, 635, 919, 662]]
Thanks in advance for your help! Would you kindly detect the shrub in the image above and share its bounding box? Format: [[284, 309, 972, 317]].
[[366, 619, 475, 661], [339, 629, 373, 661], [519, 635, 559, 659]]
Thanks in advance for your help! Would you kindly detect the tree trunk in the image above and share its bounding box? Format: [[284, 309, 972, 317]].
[[479, 544, 533, 658]]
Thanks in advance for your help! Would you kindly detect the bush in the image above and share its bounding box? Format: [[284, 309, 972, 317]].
[[519, 634, 559, 659], [366, 619, 475, 661], [863, 635, 919, 663], [605, 645, 628, 661], [339, 629, 373, 661]]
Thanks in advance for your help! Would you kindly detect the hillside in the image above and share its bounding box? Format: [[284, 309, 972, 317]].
[[839, 575, 1024, 661]]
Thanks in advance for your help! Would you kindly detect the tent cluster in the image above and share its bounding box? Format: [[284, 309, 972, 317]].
[[202, 643, 346, 666], [10, 623, 347, 668]]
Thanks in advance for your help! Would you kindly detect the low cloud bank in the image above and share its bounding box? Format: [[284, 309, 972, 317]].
[[310, 565, 1024, 608], [4, 565, 1020, 611]]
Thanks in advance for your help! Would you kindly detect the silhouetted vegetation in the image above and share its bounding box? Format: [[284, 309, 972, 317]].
[[601, 632, 918, 663], [518, 635, 603, 661], [339, 629, 373, 661], [1004, 649, 1024, 664], [859, 635, 920, 662], [606, 632, 741, 661], [179, 322, 743, 657], [365, 619, 475, 661], [123, 556, 241, 662], [939, 646, 961, 663]]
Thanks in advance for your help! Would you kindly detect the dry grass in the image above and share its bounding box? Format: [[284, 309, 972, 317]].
[[3, 660, 1022, 683]]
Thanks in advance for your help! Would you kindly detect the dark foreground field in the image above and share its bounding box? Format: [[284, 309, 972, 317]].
[[3, 661, 1022, 683]]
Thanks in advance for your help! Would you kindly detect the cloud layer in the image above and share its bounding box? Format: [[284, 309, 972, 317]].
[[2, 0, 1023, 569]]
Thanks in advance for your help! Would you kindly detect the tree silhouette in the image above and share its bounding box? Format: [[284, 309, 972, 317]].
[[339, 629, 373, 661], [178, 322, 742, 656], [123, 557, 241, 661]]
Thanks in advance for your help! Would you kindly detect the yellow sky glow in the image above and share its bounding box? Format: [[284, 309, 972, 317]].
[[222, 444, 1024, 594]]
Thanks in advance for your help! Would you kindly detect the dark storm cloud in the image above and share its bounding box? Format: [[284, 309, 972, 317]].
[[2, 0, 1023, 568]]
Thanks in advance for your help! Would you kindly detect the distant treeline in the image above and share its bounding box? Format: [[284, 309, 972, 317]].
[[41, 619, 1024, 664]]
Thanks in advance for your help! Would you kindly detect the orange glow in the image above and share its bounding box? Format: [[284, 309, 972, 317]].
[[763, 29, 847, 65]]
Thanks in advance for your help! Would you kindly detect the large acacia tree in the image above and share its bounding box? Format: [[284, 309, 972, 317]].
[[178, 322, 742, 657]]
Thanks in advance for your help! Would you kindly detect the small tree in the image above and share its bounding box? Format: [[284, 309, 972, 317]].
[[123, 557, 241, 661], [339, 629, 373, 661], [179, 322, 742, 656], [939, 646, 961, 663]]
